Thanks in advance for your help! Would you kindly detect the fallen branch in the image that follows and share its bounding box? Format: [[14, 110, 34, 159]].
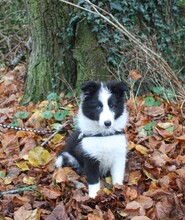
[[41, 120, 71, 146], [0, 185, 36, 197]]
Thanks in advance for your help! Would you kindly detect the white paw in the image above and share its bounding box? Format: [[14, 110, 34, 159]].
[[55, 155, 63, 168], [88, 182, 100, 198]]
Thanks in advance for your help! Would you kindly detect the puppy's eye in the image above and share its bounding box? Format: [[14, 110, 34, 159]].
[[96, 104, 102, 110], [109, 104, 115, 109]]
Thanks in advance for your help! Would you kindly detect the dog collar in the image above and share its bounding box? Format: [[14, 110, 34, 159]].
[[78, 130, 124, 142]]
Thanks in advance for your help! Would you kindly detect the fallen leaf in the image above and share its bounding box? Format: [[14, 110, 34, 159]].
[[176, 169, 185, 180], [51, 134, 65, 144], [22, 176, 35, 185], [86, 214, 104, 220], [157, 122, 174, 130], [143, 170, 157, 181], [40, 186, 61, 199], [45, 203, 69, 220], [131, 216, 151, 220], [135, 144, 149, 155], [27, 146, 53, 167], [136, 195, 153, 209], [128, 69, 143, 81], [14, 204, 32, 220], [144, 106, 165, 117], [155, 195, 173, 220], [16, 161, 30, 171], [125, 187, 138, 200], [128, 170, 142, 185], [150, 151, 170, 167], [53, 167, 79, 183], [124, 201, 145, 216], [176, 134, 185, 142]]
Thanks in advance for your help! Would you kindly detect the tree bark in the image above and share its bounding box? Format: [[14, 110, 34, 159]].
[[74, 21, 109, 93], [21, 0, 76, 104]]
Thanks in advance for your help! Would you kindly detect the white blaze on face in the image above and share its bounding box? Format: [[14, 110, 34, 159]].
[[98, 86, 114, 128]]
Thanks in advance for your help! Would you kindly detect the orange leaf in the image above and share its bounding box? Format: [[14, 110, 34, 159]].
[[40, 186, 61, 199], [128, 170, 142, 185], [128, 69, 143, 81]]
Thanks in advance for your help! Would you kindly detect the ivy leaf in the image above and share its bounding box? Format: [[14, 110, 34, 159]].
[[145, 97, 161, 107], [9, 119, 19, 127], [51, 123, 62, 130], [144, 121, 157, 135], [144, 121, 157, 131], [0, 170, 6, 179], [14, 111, 29, 119], [54, 110, 69, 121], [41, 110, 53, 119], [110, 2, 122, 11], [47, 93, 60, 101]]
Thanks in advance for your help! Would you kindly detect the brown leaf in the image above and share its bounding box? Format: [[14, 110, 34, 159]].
[[86, 214, 104, 220], [14, 204, 33, 220], [45, 203, 69, 220], [136, 195, 153, 210], [144, 106, 165, 117], [176, 134, 185, 142], [125, 187, 138, 200], [131, 216, 151, 220], [176, 168, 185, 180], [53, 167, 79, 183], [155, 127, 174, 139], [1, 131, 19, 156], [150, 151, 170, 167], [123, 201, 145, 217], [3, 194, 30, 206], [143, 189, 170, 198], [155, 195, 173, 219], [128, 69, 143, 81], [128, 170, 142, 185], [135, 144, 149, 155], [159, 175, 171, 189], [40, 186, 61, 199], [73, 190, 89, 202]]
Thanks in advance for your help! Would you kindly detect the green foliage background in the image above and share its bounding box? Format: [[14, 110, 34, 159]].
[[0, 0, 184, 95], [74, 0, 185, 81]]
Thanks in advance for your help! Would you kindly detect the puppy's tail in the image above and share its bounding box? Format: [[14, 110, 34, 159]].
[[55, 152, 82, 174]]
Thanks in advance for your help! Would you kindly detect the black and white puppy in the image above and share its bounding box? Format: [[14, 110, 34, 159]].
[[55, 81, 128, 198]]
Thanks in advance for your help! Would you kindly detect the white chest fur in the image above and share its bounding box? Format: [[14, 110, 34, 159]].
[[81, 134, 127, 174]]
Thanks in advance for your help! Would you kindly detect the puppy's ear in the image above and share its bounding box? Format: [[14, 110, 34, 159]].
[[107, 81, 128, 97], [81, 81, 100, 95]]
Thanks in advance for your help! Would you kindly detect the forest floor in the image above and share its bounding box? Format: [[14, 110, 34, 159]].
[[0, 65, 185, 220]]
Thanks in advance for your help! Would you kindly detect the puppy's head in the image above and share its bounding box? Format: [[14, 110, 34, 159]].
[[80, 80, 128, 130]]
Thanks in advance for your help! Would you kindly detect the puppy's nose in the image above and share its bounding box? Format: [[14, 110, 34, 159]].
[[104, 120, 111, 127]]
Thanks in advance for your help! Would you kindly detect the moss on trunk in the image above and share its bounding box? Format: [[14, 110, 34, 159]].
[[74, 21, 109, 93], [21, 0, 76, 104]]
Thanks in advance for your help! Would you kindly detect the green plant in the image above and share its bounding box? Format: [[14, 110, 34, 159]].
[[144, 121, 157, 136], [41, 93, 69, 121], [14, 111, 29, 119], [9, 111, 29, 127], [9, 119, 19, 128], [66, 0, 185, 97], [144, 97, 161, 107]]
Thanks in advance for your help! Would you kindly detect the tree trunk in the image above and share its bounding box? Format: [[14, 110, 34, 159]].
[[74, 21, 110, 93], [21, 0, 76, 104]]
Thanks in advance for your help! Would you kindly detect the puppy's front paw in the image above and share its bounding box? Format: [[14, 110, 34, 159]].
[[88, 182, 100, 198]]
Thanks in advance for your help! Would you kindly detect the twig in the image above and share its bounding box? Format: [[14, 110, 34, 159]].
[[0, 185, 36, 197], [180, 99, 185, 119], [41, 120, 71, 146]]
